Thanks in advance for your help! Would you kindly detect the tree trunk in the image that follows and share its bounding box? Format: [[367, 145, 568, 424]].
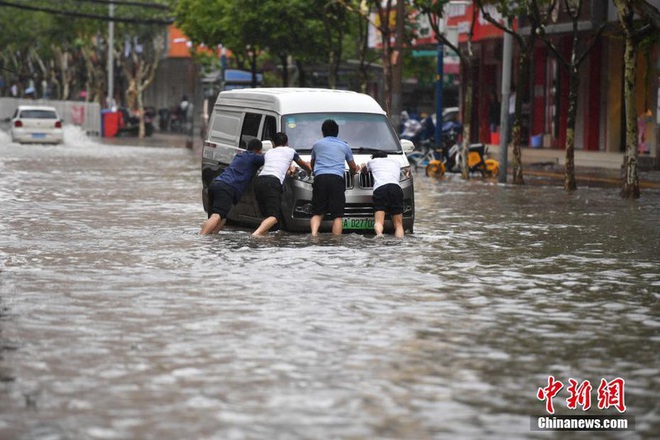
[[615, 0, 641, 199], [511, 47, 529, 185], [279, 54, 289, 87], [564, 66, 579, 191], [461, 57, 473, 180]]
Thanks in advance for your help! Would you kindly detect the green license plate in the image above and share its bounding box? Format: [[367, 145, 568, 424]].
[[342, 218, 374, 230]]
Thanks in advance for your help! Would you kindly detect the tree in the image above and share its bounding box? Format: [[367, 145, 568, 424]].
[[476, 0, 547, 185], [615, 0, 660, 199], [413, 0, 480, 179], [119, 30, 165, 137], [534, 0, 604, 192]]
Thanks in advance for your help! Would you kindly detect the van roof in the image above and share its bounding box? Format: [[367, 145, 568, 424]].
[[216, 88, 386, 115]]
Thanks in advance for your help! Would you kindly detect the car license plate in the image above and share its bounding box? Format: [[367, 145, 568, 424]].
[[32, 133, 46, 139], [342, 218, 374, 230]]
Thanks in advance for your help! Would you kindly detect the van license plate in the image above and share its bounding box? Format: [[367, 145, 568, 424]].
[[342, 218, 374, 230]]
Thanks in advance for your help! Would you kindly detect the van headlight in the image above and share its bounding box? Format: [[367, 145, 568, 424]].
[[400, 166, 412, 182], [290, 168, 314, 184]]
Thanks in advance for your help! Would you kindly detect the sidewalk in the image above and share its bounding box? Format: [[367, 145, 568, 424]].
[[100, 131, 660, 190], [99, 131, 197, 149], [486, 143, 660, 189]]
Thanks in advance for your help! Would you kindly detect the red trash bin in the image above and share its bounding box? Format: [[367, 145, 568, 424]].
[[102, 111, 122, 137]]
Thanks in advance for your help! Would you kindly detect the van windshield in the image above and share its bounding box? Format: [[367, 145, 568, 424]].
[[282, 113, 400, 153]]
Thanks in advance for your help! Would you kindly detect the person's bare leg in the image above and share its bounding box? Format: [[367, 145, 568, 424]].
[[200, 214, 223, 235], [374, 211, 385, 237], [310, 214, 323, 237], [211, 217, 227, 234], [392, 213, 404, 238], [331, 218, 343, 235], [253, 216, 278, 236]]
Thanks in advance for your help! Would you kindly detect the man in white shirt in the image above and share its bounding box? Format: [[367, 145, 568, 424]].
[[362, 151, 404, 238], [252, 132, 312, 236]]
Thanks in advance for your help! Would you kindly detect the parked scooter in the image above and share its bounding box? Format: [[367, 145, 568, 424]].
[[400, 117, 422, 147], [426, 120, 499, 178], [406, 119, 462, 175]]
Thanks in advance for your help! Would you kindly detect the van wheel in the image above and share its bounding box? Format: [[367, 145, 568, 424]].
[[202, 188, 210, 216]]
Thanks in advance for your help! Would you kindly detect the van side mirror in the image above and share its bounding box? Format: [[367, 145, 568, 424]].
[[261, 140, 273, 151], [400, 139, 415, 154]]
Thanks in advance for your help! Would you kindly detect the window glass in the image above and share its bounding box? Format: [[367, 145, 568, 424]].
[[282, 113, 400, 153], [240, 113, 261, 148], [20, 110, 58, 119], [262, 115, 276, 141]]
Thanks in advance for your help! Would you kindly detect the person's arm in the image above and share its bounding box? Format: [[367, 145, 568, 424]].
[[294, 157, 312, 174], [345, 144, 359, 174], [348, 159, 360, 175]]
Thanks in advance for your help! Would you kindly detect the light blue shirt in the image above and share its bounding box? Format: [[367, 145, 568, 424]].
[[311, 136, 353, 177]]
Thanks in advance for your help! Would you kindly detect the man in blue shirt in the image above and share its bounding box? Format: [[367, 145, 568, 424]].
[[310, 119, 360, 236], [200, 139, 265, 235]]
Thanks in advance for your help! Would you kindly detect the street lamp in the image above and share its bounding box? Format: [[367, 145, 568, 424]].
[[107, 1, 115, 109]]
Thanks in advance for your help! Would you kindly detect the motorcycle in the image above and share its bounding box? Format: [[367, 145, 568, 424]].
[[117, 107, 155, 137], [407, 120, 461, 176], [425, 120, 499, 178], [400, 117, 423, 147]]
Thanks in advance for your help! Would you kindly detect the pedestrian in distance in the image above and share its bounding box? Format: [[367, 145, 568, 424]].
[[309, 119, 360, 236], [200, 139, 265, 235], [252, 132, 312, 237], [361, 151, 404, 238]]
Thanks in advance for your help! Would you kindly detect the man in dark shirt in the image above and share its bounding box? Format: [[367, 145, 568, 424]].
[[200, 139, 265, 235]]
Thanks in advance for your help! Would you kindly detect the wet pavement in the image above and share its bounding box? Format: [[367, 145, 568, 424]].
[[0, 126, 659, 439]]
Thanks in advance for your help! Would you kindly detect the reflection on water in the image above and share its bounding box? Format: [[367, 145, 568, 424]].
[[0, 129, 658, 439]]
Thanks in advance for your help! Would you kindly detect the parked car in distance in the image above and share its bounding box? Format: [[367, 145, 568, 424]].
[[10, 105, 64, 144]]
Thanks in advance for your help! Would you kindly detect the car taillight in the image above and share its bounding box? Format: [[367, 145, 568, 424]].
[[55, 121, 62, 128], [14, 120, 23, 128]]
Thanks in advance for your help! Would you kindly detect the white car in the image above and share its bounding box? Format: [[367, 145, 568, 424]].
[[10, 105, 64, 144]]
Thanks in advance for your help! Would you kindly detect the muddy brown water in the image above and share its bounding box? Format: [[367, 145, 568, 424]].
[[0, 128, 658, 439]]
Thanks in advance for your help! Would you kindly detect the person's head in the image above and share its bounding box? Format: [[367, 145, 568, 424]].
[[247, 138, 263, 152], [272, 132, 288, 147], [372, 151, 388, 159], [321, 119, 339, 138]]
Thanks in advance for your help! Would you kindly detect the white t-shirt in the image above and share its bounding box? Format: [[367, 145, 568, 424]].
[[259, 146, 300, 184], [367, 157, 401, 191]]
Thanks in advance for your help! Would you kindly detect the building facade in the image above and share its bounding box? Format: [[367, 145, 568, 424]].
[[423, 1, 658, 167]]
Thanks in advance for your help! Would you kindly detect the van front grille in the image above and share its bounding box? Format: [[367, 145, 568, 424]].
[[344, 171, 353, 189], [344, 171, 375, 189], [359, 172, 374, 189]]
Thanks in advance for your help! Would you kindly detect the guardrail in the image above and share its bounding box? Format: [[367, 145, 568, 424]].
[[0, 98, 101, 137]]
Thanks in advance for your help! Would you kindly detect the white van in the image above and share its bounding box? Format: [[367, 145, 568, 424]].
[[202, 88, 415, 233]]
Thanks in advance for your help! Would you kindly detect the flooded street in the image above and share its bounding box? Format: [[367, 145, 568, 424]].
[[0, 128, 658, 440]]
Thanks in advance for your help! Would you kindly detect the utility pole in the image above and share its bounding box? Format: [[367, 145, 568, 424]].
[[391, 0, 406, 127], [107, 1, 115, 109], [435, 40, 443, 149], [498, 20, 513, 184]]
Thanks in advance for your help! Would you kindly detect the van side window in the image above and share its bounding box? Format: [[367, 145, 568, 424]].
[[240, 113, 261, 147], [263, 115, 276, 141], [209, 110, 241, 146]]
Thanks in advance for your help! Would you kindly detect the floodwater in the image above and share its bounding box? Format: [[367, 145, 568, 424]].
[[0, 127, 658, 440]]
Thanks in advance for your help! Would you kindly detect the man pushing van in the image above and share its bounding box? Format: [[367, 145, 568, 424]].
[[310, 119, 360, 236], [200, 139, 264, 235], [252, 132, 312, 236]]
